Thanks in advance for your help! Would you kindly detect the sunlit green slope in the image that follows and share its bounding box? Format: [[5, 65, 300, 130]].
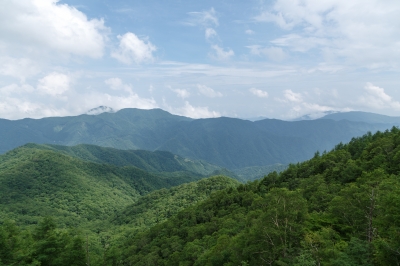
[[21, 142, 221, 176], [112, 175, 240, 229], [0, 146, 202, 227], [122, 127, 400, 265]]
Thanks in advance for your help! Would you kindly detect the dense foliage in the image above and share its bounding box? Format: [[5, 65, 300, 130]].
[[112, 176, 239, 228], [121, 127, 400, 265], [0, 217, 86, 266]]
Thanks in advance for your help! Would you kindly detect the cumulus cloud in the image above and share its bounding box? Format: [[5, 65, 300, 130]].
[[0, 57, 41, 80], [210, 45, 234, 60], [273, 88, 352, 119], [112, 32, 156, 64], [37, 72, 70, 96], [105, 78, 132, 94], [0, 83, 34, 96], [197, 84, 222, 98], [0, 74, 159, 120], [247, 45, 287, 62], [360, 83, 400, 110], [254, 0, 400, 67], [176, 101, 221, 119], [0, 0, 108, 58], [287, 103, 343, 120], [249, 88, 269, 98], [186, 8, 218, 27], [170, 87, 190, 99], [0, 97, 68, 120], [284, 90, 303, 103], [82, 92, 158, 113]]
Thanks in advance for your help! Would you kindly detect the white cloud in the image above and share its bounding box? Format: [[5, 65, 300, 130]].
[[170, 87, 190, 99], [247, 45, 287, 62], [249, 88, 268, 98], [0, 83, 34, 96], [0, 98, 66, 120], [286, 103, 345, 120], [177, 101, 221, 119], [111, 32, 156, 64], [205, 28, 217, 40], [82, 92, 158, 113], [0, 57, 41, 80], [255, 0, 400, 67], [37, 72, 70, 96], [245, 29, 255, 35], [359, 83, 400, 110], [0, 76, 158, 120], [254, 10, 295, 30], [105, 78, 132, 94], [186, 8, 218, 27], [197, 84, 222, 98], [210, 45, 234, 60], [270, 34, 327, 53], [0, 0, 108, 58], [284, 90, 303, 102]]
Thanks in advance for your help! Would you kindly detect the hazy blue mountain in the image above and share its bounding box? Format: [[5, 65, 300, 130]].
[[320, 111, 400, 124], [0, 108, 191, 154], [0, 108, 396, 169]]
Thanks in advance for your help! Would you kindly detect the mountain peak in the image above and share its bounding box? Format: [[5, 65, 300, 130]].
[[86, 106, 115, 115]]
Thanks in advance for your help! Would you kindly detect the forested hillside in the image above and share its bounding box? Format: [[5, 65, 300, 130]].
[[22, 143, 221, 176], [112, 175, 240, 229], [0, 176, 238, 265], [0, 145, 207, 227], [121, 127, 400, 265]]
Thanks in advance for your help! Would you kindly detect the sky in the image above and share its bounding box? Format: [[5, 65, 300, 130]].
[[1, 0, 400, 120]]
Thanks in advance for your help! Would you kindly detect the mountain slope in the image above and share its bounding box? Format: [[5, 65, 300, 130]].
[[112, 175, 239, 229], [0, 108, 397, 169], [22, 143, 220, 176], [0, 108, 191, 154], [0, 146, 203, 226], [121, 127, 400, 265]]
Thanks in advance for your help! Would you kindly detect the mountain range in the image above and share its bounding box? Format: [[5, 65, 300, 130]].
[[1, 108, 399, 169]]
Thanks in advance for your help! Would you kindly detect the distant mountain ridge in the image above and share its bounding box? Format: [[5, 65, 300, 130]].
[[320, 111, 400, 124], [0, 108, 397, 169]]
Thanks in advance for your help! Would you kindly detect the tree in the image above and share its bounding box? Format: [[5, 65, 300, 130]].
[[249, 188, 307, 264]]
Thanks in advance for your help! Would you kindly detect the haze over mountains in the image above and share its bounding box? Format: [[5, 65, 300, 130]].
[[1, 108, 399, 170]]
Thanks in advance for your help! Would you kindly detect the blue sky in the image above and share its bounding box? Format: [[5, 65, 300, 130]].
[[1, 0, 400, 120]]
